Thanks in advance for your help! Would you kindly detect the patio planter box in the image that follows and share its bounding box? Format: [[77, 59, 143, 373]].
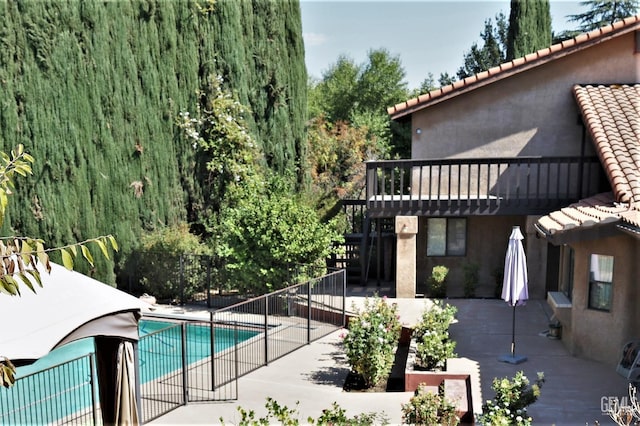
[[405, 337, 474, 424]]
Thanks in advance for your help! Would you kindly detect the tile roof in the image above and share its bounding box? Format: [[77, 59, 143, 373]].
[[574, 84, 640, 206], [536, 192, 626, 236], [388, 15, 640, 120], [538, 84, 640, 239]]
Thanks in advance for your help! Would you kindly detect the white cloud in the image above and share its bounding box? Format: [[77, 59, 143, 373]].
[[303, 32, 328, 47]]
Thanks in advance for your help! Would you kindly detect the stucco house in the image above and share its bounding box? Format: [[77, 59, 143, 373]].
[[366, 15, 640, 367]]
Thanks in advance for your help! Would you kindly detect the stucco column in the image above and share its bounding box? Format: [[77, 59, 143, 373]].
[[395, 216, 418, 298]]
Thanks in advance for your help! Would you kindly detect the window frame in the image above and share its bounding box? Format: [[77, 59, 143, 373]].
[[587, 253, 614, 312], [426, 217, 467, 257]]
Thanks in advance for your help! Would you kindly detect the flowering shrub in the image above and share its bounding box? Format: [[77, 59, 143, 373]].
[[427, 265, 449, 298], [402, 384, 460, 425], [342, 296, 402, 388], [412, 300, 457, 370], [222, 398, 389, 425], [477, 371, 545, 426]]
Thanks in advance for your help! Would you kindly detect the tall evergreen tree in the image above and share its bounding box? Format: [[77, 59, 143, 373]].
[[0, 0, 308, 284], [506, 0, 552, 61], [568, 0, 639, 32], [457, 14, 508, 79]]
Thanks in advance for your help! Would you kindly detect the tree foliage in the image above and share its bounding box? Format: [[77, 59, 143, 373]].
[[179, 77, 342, 295], [568, 0, 639, 32], [215, 174, 343, 294], [308, 49, 411, 159], [506, 0, 552, 61], [457, 14, 508, 79], [0, 0, 307, 284], [0, 145, 117, 388]]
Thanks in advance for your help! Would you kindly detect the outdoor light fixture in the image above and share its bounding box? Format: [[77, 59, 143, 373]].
[[415, 128, 422, 135]]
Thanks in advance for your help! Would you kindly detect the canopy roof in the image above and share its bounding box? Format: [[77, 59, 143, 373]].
[[0, 262, 148, 364]]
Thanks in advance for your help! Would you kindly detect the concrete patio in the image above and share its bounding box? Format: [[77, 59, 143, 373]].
[[151, 287, 631, 425]]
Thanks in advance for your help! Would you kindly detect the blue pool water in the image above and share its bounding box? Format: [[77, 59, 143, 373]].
[[1, 319, 258, 424]]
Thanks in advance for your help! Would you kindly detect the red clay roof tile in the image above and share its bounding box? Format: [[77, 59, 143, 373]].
[[388, 15, 640, 119], [574, 84, 640, 206], [540, 83, 640, 236], [536, 192, 626, 235]]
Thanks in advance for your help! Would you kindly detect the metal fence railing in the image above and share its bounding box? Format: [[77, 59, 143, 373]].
[[139, 267, 346, 422], [2, 269, 346, 425], [0, 354, 98, 425]]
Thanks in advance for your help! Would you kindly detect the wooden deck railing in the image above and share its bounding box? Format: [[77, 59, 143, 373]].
[[365, 156, 605, 217]]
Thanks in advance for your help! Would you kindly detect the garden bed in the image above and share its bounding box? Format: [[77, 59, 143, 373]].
[[404, 337, 474, 423]]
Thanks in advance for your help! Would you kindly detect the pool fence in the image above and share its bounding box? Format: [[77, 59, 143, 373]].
[[0, 268, 346, 424]]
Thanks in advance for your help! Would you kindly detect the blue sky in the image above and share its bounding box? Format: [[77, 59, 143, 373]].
[[300, 1, 586, 89]]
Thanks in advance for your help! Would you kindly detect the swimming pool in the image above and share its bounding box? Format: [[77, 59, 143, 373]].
[[1, 319, 259, 424]]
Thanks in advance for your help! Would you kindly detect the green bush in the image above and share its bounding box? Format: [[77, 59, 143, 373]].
[[428, 265, 449, 298], [477, 371, 545, 426], [463, 262, 479, 298], [402, 384, 460, 426], [216, 174, 343, 294], [412, 300, 457, 370], [316, 402, 389, 425], [221, 398, 389, 425], [342, 296, 402, 388], [128, 223, 212, 302]]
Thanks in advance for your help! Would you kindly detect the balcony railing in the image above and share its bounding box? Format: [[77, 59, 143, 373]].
[[366, 156, 605, 217]]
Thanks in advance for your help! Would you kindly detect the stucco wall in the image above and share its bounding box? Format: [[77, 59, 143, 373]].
[[568, 233, 639, 366], [411, 32, 638, 160], [415, 215, 548, 298]]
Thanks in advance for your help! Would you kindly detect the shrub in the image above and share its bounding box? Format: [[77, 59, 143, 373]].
[[316, 402, 390, 425], [342, 296, 402, 388], [428, 265, 449, 298], [221, 398, 389, 425], [128, 223, 212, 302], [412, 300, 457, 370], [216, 174, 343, 294], [402, 384, 460, 426], [463, 262, 479, 298], [477, 371, 545, 426]]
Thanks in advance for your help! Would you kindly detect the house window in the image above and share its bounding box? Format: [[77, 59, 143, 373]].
[[588, 254, 614, 311], [427, 218, 466, 256]]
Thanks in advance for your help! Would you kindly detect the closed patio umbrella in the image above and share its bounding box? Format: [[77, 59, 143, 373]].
[[115, 341, 139, 425], [498, 226, 529, 364]]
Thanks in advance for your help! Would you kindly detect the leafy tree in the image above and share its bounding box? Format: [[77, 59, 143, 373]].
[[0, 145, 117, 388], [457, 14, 508, 79], [177, 73, 262, 233], [311, 55, 360, 123], [412, 73, 439, 97], [306, 116, 378, 217], [0, 1, 308, 284], [506, 0, 552, 60], [568, 0, 639, 32], [215, 174, 343, 294], [308, 49, 411, 159], [355, 49, 408, 119], [180, 78, 342, 295]]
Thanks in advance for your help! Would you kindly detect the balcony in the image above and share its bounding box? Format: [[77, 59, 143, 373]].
[[366, 156, 606, 217]]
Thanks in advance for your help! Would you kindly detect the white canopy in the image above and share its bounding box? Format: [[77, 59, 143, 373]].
[[0, 262, 148, 363]]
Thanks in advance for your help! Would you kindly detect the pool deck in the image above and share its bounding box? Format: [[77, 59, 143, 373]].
[[150, 284, 631, 425]]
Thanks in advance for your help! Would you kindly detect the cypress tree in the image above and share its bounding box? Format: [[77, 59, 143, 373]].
[[506, 0, 552, 61], [0, 0, 307, 284]]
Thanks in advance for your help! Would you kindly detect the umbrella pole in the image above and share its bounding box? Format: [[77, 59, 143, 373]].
[[511, 305, 516, 357]]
